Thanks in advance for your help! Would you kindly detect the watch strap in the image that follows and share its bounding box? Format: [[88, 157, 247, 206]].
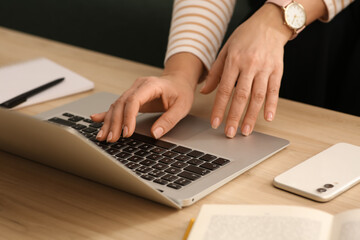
[[266, 0, 292, 7]]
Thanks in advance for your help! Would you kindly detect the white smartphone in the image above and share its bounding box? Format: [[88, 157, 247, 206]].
[[273, 143, 360, 202]]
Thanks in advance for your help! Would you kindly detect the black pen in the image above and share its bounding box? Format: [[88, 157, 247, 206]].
[[0, 77, 65, 108]]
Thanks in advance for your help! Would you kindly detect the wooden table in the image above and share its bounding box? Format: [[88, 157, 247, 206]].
[[0, 27, 359, 240]]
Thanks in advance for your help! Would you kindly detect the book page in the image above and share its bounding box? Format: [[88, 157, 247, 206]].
[[0, 58, 94, 108], [331, 209, 360, 240], [188, 205, 333, 240]]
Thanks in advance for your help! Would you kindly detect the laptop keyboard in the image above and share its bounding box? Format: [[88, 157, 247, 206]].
[[48, 113, 230, 190]]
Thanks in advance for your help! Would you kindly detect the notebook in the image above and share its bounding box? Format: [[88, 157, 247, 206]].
[[0, 58, 94, 108], [0, 92, 289, 209]]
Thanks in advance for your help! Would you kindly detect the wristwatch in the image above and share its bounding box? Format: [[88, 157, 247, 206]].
[[266, 0, 306, 40]]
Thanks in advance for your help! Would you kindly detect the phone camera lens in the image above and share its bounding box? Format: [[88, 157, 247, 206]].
[[324, 184, 334, 188], [317, 188, 327, 193]]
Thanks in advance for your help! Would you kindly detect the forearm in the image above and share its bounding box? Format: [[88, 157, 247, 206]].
[[165, 0, 235, 70]]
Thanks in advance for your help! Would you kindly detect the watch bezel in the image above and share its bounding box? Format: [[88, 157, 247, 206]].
[[283, 2, 306, 30]]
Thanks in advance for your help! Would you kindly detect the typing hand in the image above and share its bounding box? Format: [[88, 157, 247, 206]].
[[200, 4, 292, 138], [91, 74, 196, 142]]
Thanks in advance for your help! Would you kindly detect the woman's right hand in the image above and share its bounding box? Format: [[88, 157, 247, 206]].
[[91, 73, 197, 143]]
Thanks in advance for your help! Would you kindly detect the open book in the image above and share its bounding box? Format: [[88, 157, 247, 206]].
[[187, 205, 360, 240]]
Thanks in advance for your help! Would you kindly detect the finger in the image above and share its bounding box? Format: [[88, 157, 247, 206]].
[[151, 100, 189, 139], [210, 56, 239, 129], [121, 82, 163, 138], [200, 47, 228, 94], [224, 69, 255, 138], [106, 98, 126, 142], [90, 112, 106, 122], [240, 71, 269, 136], [96, 104, 115, 142], [264, 68, 282, 122]]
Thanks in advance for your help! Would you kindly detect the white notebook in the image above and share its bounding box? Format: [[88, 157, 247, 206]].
[[0, 58, 94, 109]]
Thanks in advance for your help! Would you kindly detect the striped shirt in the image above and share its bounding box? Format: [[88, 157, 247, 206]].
[[165, 0, 354, 70]]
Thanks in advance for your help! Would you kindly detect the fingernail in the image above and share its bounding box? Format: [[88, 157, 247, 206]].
[[266, 112, 273, 121], [242, 125, 251, 136], [107, 132, 113, 142], [122, 126, 129, 137], [200, 81, 207, 92], [226, 126, 235, 138], [153, 127, 164, 139], [96, 130, 103, 139], [211, 117, 220, 129]]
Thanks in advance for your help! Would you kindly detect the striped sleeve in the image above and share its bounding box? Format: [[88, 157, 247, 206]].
[[165, 0, 235, 70], [321, 0, 356, 22]]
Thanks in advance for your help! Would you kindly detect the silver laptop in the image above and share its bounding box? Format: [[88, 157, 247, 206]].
[[0, 92, 289, 209]]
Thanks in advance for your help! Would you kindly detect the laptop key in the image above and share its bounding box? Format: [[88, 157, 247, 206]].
[[147, 153, 163, 161], [68, 116, 84, 122], [82, 127, 97, 133], [178, 171, 201, 181], [162, 151, 179, 158], [112, 143, 126, 149], [106, 148, 119, 155], [62, 113, 74, 117], [153, 179, 168, 185], [171, 161, 188, 169], [200, 162, 220, 170], [184, 165, 211, 176], [175, 155, 191, 162], [128, 156, 144, 163], [125, 162, 140, 169], [89, 122, 103, 128], [123, 146, 138, 153], [151, 147, 166, 154], [115, 152, 131, 159], [83, 118, 93, 123], [187, 158, 204, 166], [187, 150, 204, 158], [141, 175, 155, 181], [134, 149, 150, 157], [159, 157, 175, 164], [72, 124, 87, 130], [117, 137, 132, 144], [149, 170, 166, 178], [199, 154, 217, 162], [161, 174, 178, 182], [127, 140, 143, 147], [152, 163, 169, 170], [118, 159, 128, 165], [165, 167, 182, 175], [212, 158, 230, 166], [48, 117, 76, 127], [172, 146, 192, 154], [174, 178, 192, 186], [99, 145, 109, 150], [137, 166, 153, 173], [167, 183, 182, 190], [138, 143, 154, 151], [140, 159, 156, 166]]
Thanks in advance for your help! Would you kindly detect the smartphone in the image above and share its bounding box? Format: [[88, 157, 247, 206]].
[[273, 143, 360, 202]]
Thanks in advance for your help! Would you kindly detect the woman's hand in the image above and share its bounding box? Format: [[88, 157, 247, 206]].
[[91, 73, 197, 142], [200, 4, 292, 138]]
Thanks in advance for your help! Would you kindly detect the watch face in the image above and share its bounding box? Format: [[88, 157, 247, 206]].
[[284, 2, 306, 30]]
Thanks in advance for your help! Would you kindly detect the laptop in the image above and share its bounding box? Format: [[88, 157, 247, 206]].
[[0, 92, 289, 209]]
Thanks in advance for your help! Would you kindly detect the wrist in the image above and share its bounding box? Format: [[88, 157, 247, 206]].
[[255, 4, 293, 45], [163, 52, 204, 90]]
